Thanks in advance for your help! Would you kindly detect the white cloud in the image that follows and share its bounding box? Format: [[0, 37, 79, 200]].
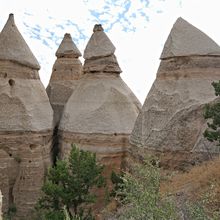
[[0, 0, 220, 103]]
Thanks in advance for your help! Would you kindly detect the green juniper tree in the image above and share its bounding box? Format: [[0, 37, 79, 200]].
[[36, 144, 106, 220], [204, 81, 220, 144]]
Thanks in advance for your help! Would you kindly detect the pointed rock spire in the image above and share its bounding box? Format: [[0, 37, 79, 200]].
[[58, 25, 141, 199], [0, 14, 53, 219], [47, 33, 83, 127], [56, 33, 81, 58], [0, 14, 40, 69], [83, 24, 121, 73], [84, 24, 115, 59], [131, 18, 220, 169], [160, 17, 220, 59]]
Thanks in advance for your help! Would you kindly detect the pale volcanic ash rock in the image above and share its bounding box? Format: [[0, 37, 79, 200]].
[[46, 33, 83, 127], [59, 24, 141, 177], [0, 14, 53, 219], [130, 18, 220, 169]]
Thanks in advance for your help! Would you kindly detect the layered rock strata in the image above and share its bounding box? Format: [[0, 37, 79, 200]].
[[46, 33, 82, 127], [59, 24, 141, 178], [0, 14, 53, 219], [130, 17, 220, 169]]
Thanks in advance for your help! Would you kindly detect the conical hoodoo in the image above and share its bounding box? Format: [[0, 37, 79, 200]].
[[130, 17, 220, 169], [59, 24, 141, 182], [47, 33, 82, 127], [0, 14, 53, 218]]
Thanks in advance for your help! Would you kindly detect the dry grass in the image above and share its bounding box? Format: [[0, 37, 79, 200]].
[[160, 156, 220, 212]]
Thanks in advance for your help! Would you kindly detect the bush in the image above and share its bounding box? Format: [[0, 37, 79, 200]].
[[113, 157, 177, 220]]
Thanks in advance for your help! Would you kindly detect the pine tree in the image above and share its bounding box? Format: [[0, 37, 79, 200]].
[[36, 144, 106, 220]]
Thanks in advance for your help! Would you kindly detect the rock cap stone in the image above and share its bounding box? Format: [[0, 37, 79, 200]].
[[93, 24, 104, 32], [83, 24, 116, 59], [160, 17, 220, 59], [56, 33, 82, 58], [0, 14, 40, 69]]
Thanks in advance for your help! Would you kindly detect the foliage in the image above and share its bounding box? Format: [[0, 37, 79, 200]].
[[204, 81, 220, 145], [113, 157, 177, 220], [110, 171, 124, 198], [185, 201, 210, 220], [111, 156, 220, 220], [3, 204, 16, 220], [185, 194, 220, 220], [36, 144, 106, 220]]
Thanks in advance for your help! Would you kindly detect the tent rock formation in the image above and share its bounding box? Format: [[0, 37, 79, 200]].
[[46, 33, 82, 127], [130, 17, 220, 168], [0, 14, 53, 219], [59, 24, 141, 180]]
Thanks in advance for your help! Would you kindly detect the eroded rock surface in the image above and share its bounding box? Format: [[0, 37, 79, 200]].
[[59, 24, 141, 182], [0, 14, 40, 70], [46, 33, 82, 127], [0, 14, 53, 219], [130, 18, 220, 168], [83, 24, 116, 60], [160, 17, 220, 59]]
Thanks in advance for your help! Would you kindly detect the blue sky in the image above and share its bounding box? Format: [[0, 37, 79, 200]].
[[1, 0, 220, 102]]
